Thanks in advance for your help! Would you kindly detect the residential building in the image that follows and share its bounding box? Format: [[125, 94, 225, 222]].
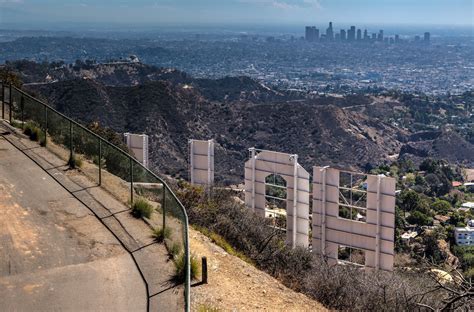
[[455, 221, 474, 245]]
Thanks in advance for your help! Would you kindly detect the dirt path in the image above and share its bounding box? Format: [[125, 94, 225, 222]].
[[190, 228, 327, 311]]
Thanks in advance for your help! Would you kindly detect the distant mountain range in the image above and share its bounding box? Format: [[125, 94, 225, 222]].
[[7, 61, 472, 183]]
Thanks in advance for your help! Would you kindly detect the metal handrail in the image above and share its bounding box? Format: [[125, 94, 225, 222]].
[[1, 82, 191, 312]]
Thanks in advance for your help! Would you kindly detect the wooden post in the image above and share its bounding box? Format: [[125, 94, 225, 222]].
[[201, 256, 208, 284]]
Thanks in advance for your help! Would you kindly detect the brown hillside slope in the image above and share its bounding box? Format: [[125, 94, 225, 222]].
[[190, 228, 326, 311], [28, 79, 403, 184]]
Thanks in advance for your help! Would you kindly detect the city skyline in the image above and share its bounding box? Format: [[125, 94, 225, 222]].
[[305, 22, 432, 43], [0, 0, 473, 30]]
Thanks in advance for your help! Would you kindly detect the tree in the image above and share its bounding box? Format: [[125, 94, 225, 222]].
[[420, 158, 439, 173], [449, 211, 466, 227], [407, 211, 433, 226], [431, 199, 451, 215], [399, 190, 421, 212], [0, 68, 22, 87]]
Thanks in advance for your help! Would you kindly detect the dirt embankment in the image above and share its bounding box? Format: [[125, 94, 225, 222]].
[[189, 228, 326, 311]]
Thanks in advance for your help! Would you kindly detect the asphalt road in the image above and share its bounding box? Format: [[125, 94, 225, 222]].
[[0, 135, 146, 311]]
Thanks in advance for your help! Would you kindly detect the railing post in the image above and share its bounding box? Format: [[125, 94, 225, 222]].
[[98, 138, 102, 186], [130, 158, 134, 206], [1, 83, 4, 119], [162, 187, 166, 230], [44, 106, 48, 137], [69, 121, 73, 162], [20, 96, 24, 128], [9, 83, 12, 123], [185, 216, 190, 312]]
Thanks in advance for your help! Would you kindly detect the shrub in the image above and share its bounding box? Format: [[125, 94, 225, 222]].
[[131, 197, 154, 219], [152, 226, 172, 243], [197, 305, 220, 312], [23, 121, 42, 141], [92, 155, 105, 167], [39, 132, 47, 147], [195, 226, 252, 264], [68, 154, 83, 169], [23, 121, 35, 136], [176, 183, 457, 311], [174, 253, 200, 282], [169, 242, 182, 258], [10, 120, 22, 129], [30, 127, 41, 141]]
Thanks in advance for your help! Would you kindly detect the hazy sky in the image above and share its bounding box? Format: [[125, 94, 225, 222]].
[[1, 0, 473, 29]]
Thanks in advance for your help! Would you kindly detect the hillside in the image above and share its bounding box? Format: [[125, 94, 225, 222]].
[[7, 61, 471, 183], [27, 78, 405, 183], [190, 228, 326, 311]]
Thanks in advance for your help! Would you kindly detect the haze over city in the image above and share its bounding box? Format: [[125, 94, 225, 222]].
[[1, 0, 473, 30]]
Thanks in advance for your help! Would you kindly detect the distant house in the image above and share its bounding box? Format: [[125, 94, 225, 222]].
[[460, 202, 474, 211], [452, 181, 462, 187], [401, 231, 418, 245], [434, 215, 450, 225], [454, 220, 474, 246], [464, 182, 474, 192]]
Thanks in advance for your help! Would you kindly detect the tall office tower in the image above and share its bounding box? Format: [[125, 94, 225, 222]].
[[395, 34, 400, 43], [348, 26, 356, 41], [389, 37, 394, 44], [305, 26, 319, 41], [340, 29, 347, 41], [424, 32, 430, 43], [305, 26, 312, 41], [415, 35, 421, 42], [357, 29, 362, 41], [363, 29, 369, 40], [377, 30, 384, 41], [335, 33, 340, 40], [372, 33, 377, 40], [326, 22, 334, 40]]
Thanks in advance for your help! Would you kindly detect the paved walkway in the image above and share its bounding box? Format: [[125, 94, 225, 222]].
[[0, 122, 182, 311]]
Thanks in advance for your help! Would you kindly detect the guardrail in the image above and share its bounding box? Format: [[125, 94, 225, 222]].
[[0, 82, 190, 312]]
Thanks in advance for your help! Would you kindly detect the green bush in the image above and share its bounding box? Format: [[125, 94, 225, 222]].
[[10, 120, 22, 129], [39, 132, 47, 146], [169, 242, 182, 258], [131, 197, 154, 219], [68, 154, 83, 169], [23, 121, 41, 141], [174, 253, 200, 282], [29, 127, 39, 141], [152, 226, 172, 243], [23, 121, 35, 136]]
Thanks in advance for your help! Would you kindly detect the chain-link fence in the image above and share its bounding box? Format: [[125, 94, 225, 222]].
[[0, 82, 191, 311]]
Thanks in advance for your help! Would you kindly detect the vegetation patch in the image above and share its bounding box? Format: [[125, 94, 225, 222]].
[[152, 226, 172, 243], [68, 153, 83, 169], [194, 225, 253, 264], [176, 181, 471, 311], [174, 252, 200, 282], [131, 197, 154, 219]]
